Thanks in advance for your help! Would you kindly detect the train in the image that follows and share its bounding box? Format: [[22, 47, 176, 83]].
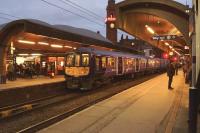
[[64, 47, 169, 90]]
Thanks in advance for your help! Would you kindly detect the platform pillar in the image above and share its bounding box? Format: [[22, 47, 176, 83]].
[[189, 87, 198, 133], [189, 23, 198, 133], [0, 46, 7, 84]]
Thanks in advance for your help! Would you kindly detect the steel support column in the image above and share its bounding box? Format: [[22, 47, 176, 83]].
[[189, 31, 198, 133], [0, 46, 7, 84]]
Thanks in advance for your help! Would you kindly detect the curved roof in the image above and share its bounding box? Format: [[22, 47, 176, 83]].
[[115, 0, 190, 53], [0, 19, 112, 46], [116, 0, 189, 19]]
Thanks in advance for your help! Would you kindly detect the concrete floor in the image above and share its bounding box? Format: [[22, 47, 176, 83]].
[[39, 72, 192, 133]]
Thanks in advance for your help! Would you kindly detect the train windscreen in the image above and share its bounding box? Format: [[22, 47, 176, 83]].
[[65, 53, 90, 77], [66, 53, 90, 67]]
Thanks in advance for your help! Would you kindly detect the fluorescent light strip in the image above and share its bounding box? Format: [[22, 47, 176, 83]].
[[18, 40, 36, 45], [18, 54, 29, 56], [145, 25, 155, 34], [51, 44, 63, 48], [31, 53, 42, 56], [64, 45, 73, 49], [165, 42, 169, 46], [38, 42, 49, 45]]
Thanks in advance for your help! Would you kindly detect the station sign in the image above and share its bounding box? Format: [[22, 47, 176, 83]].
[[152, 35, 180, 41]]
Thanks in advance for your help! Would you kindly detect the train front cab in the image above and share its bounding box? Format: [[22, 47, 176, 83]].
[[64, 52, 92, 90]]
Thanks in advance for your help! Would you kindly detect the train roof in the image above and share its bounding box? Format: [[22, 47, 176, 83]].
[[77, 47, 148, 59]]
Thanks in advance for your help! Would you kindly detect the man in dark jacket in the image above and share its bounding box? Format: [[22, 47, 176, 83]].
[[167, 62, 175, 89]]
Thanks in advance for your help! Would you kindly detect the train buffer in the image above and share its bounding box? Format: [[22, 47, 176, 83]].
[[39, 71, 199, 133]]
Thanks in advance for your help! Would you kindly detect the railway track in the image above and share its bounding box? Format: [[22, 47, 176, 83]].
[[0, 73, 160, 133], [0, 94, 61, 119]]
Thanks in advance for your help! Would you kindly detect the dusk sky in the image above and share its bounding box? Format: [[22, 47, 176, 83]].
[[0, 0, 192, 37]]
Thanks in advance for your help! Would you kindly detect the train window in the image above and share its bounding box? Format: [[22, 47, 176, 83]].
[[66, 54, 74, 66], [107, 57, 115, 68], [128, 58, 133, 67], [107, 58, 111, 67], [95, 57, 100, 71], [125, 59, 129, 67], [82, 54, 89, 66], [102, 57, 106, 68], [132, 59, 135, 66], [75, 54, 80, 67]]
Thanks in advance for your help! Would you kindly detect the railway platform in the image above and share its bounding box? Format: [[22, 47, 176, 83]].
[[39, 71, 200, 133], [0, 75, 65, 90], [0, 75, 66, 108]]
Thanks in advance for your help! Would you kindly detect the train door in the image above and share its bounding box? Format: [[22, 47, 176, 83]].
[[136, 58, 140, 72], [118, 57, 123, 75]]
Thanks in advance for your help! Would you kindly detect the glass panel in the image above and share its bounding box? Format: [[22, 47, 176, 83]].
[[82, 54, 89, 66], [107, 57, 115, 68], [75, 54, 80, 67], [96, 57, 100, 71], [102, 57, 106, 68], [66, 54, 74, 66]]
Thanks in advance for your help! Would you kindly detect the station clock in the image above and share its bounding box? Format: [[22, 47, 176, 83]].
[[110, 23, 115, 29]]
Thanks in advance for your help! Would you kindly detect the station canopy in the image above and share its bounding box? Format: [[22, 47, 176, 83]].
[[0, 19, 122, 55], [115, 0, 192, 55]]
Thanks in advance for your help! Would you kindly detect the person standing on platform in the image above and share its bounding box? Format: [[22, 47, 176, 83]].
[[35, 62, 40, 77], [175, 63, 179, 75], [7, 63, 14, 81], [183, 63, 187, 78], [167, 61, 175, 89]]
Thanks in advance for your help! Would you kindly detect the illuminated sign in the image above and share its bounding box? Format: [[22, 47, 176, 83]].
[[162, 53, 169, 59], [152, 35, 181, 40], [173, 57, 177, 61], [105, 15, 116, 22]]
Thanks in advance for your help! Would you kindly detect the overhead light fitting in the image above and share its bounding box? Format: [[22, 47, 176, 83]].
[[38, 42, 49, 45], [169, 52, 174, 56], [18, 40, 36, 45], [145, 25, 155, 34], [31, 53, 42, 56], [165, 42, 169, 46], [64, 45, 73, 49], [51, 44, 63, 48]]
